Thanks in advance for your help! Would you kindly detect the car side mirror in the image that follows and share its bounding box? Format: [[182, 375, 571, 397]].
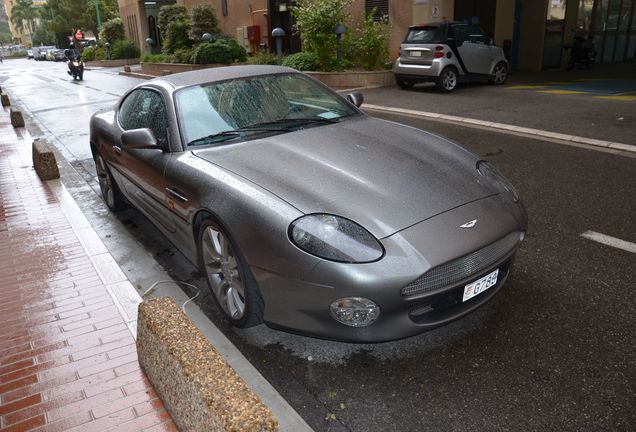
[[346, 92, 364, 108], [121, 128, 161, 150]]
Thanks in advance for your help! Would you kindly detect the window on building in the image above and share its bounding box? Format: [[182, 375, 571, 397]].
[[365, 0, 389, 23]]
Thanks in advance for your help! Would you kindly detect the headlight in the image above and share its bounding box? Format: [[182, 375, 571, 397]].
[[72, 61, 79, 66], [477, 160, 520, 203], [289, 214, 384, 263]]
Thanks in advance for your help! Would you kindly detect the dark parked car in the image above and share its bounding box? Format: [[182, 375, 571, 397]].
[[90, 66, 526, 342]]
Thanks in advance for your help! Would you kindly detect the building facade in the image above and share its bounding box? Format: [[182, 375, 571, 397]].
[[117, 0, 636, 70]]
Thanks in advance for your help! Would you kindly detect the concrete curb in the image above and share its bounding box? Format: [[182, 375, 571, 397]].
[[118, 70, 155, 80], [363, 103, 636, 154]]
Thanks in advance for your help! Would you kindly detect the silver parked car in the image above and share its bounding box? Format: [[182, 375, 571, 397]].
[[90, 66, 526, 342], [393, 22, 509, 92]]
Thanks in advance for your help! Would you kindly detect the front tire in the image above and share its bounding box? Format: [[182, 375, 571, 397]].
[[436, 67, 458, 92], [94, 153, 126, 211], [489, 62, 508, 85], [198, 219, 263, 328]]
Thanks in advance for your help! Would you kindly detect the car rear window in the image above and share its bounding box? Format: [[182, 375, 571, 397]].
[[404, 26, 444, 43]]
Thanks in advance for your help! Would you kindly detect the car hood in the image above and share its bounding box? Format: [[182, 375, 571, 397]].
[[192, 116, 496, 238]]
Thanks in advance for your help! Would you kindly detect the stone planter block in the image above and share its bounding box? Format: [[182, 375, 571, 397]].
[[32, 139, 60, 180], [1, 94, 10, 107], [137, 297, 279, 432], [10, 108, 25, 128]]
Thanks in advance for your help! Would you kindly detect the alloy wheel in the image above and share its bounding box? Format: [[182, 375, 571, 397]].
[[492, 63, 508, 84], [442, 70, 457, 91], [201, 226, 246, 320], [95, 155, 115, 208]]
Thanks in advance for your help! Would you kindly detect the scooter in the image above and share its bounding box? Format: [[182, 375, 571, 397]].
[[564, 35, 596, 70], [67, 58, 84, 80]]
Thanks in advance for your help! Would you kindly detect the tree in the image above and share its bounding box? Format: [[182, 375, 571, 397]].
[[157, 5, 189, 46], [190, 4, 220, 43], [291, 0, 352, 71], [41, 0, 120, 46], [99, 17, 125, 43], [11, 0, 37, 37]]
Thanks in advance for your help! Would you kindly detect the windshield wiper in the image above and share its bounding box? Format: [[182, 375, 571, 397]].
[[187, 126, 292, 147], [252, 117, 340, 129]]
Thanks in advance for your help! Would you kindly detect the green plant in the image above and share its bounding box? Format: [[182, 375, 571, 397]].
[[291, 0, 352, 71], [99, 17, 125, 44], [141, 53, 170, 63], [249, 51, 278, 65], [171, 47, 195, 64], [190, 4, 220, 43], [192, 40, 232, 64], [349, 8, 390, 71], [218, 37, 247, 62], [81, 46, 96, 61], [111, 39, 140, 59], [164, 19, 193, 53], [282, 51, 320, 71], [157, 4, 190, 45]]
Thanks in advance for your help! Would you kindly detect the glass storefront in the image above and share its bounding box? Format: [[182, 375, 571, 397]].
[[576, 0, 636, 62]]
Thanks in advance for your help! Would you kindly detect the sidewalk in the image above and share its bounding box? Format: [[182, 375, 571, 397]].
[[0, 109, 175, 431]]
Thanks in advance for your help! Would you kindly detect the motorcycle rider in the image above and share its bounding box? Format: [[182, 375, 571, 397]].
[[65, 43, 81, 76]]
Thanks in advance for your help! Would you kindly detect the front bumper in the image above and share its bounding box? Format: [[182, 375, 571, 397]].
[[257, 196, 526, 342]]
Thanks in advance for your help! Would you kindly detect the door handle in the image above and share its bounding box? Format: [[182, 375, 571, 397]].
[[113, 145, 122, 155], [166, 187, 188, 202]]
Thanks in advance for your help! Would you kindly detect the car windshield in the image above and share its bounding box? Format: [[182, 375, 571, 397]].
[[175, 73, 358, 147], [405, 26, 444, 43]]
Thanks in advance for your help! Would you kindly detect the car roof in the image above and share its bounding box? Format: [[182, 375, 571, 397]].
[[408, 21, 468, 29], [150, 65, 297, 90]]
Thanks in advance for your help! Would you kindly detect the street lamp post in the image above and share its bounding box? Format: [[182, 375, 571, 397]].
[[333, 23, 346, 71], [94, 0, 102, 33], [271, 27, 285, 65]]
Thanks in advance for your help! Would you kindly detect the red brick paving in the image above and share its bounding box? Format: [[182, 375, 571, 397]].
[[0, 107, 176, 432]]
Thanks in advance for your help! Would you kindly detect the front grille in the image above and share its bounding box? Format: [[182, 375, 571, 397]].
[[401, 231, 521, 297]]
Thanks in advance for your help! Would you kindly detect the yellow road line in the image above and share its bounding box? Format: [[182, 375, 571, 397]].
[[507, 85, 548, 89], [593, 94, 636, 101], [537, 89, 589, 95]]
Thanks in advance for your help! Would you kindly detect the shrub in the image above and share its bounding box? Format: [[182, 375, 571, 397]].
[[349, 8, 390, 71], [291, 0, 351, 71], [192, 41, 232, 64], [218, 37, 247, 62], [249, 51, 277, 65], [171, 47, 195, 64], [100, 17, 126, 44], [111, 39, 140, 59], [164, 19, 193, 53], [190, 4, 220, 43], [81, 46, 96, 61], [282, 51, 319, 71], [158, 5, 190, 45], [142, 53, 170, 63]]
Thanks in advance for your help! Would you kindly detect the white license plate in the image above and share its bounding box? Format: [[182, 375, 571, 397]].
[[463, 269, 499, 302], [410, 51, 422, 57]]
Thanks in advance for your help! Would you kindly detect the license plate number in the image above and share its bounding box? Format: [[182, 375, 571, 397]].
[[463, 269, 499, 302], [410, 51, 422, 57]]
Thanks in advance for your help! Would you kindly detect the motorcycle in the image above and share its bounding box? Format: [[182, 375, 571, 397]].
[[564, 35, 596, 70], [66, 55, 84, 81]]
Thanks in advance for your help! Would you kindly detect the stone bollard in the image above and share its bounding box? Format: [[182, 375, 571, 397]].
[[123, 65, 131, 72], [137, 297, 279, 432], [1, 94, 9, 107], [32, 139, 60, 180], [10, 108, 25, 128]]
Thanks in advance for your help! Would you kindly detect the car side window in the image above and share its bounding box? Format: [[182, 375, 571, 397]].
[[118, 89, 168, 143], [465, 25, 489, 44], [118, 91, 140, 131]]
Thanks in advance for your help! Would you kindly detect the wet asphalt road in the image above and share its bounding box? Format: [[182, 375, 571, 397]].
[[2, 59, 635, 431]]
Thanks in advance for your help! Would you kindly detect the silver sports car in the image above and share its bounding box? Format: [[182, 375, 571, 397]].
[[90, 65, 527, 342]]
